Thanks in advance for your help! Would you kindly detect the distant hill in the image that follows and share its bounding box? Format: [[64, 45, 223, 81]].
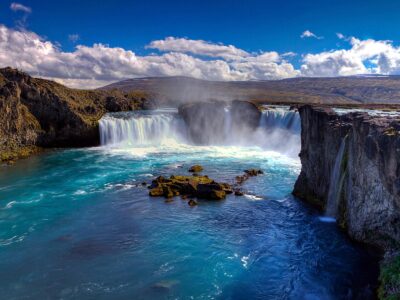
[[101, 75, 400, 105]]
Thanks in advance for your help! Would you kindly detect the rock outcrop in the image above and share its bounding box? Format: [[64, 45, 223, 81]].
[[0, 67, 150, 161], [293, 105, 400, 250], [148, 175, 233, 200], [178, 100, 261, 145]]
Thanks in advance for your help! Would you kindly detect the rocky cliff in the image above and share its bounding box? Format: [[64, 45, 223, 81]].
[[0, 68, 150, 161], [293, 105, 400, 299]]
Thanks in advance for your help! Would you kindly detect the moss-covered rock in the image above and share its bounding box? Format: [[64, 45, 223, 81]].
[[148, 174, 231, 200], [379, 255, 400, 300], [188, 165, 203, 173]]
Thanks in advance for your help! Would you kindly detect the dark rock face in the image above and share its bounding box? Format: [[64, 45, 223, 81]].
[[230, 100, 261, 130], [178, 101, 227, 144], [178, 100, 261, 145], [293, 105, 400, 250], [0, 67, 149, 161]]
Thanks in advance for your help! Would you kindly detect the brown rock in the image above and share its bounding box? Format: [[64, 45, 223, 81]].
[[234, 190, 244, 196], [188, 165, 203, 173], [244, 169, 264, 176], [188, 199, 198, 206], [149, 187, 164, 197]]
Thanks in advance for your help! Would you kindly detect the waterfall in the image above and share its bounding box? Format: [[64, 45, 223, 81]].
[[98, 106, 301, 155], [99, 111, 187, 146], [259, 107, 301, 134], [326, 136, 347, 218]]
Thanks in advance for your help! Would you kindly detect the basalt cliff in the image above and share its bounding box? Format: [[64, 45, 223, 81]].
[[0, 68, 151, 162], [293, 105, 400, 299]]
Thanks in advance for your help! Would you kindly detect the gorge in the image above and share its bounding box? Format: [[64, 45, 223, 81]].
[[0, 69, 399, 299]]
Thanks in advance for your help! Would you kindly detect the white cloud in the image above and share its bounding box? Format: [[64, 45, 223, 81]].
[[147, 37, 249, 60], [301, 37, 400, 76], [301, 30, 323, 40], [0, 25, 299, 88], [336, 32, 345, 40], [2, 24, 400, 88], [10, 2, 31, 13], [68, 34, 80, 43]]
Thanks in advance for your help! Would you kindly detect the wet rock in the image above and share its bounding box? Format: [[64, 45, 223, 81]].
[[244, 169, 264, 176], [188, 165, 203, 173], [148, 174, 230, 200], [197, 183, 226, 200], [164, 198, 174, 203], [188, 199, 198, 206], [149, 187, 164, 197], [235, 174, 249, 184], [152, 280, 179, 291], [234, 189, 244, 196], [162, 186, 174, 198]]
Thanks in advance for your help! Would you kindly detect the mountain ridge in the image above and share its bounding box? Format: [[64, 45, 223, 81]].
[[101, 75, 400, 105]]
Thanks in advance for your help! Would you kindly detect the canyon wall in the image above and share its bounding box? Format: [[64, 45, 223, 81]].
[[293, 105, 400, 250]]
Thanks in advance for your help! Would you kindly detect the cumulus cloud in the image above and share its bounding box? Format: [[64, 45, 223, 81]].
[[300, 37, 400, 76], [0, 25, 299, 88], [147, 37, 249, 60], [10, 2, 31, 13], [2, 24, 400, 88], [301, 30, 323, 39]]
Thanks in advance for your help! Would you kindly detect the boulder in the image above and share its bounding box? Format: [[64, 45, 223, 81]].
[[234, 189, 244, 196], [148, 174, 231, 200], [188, 199, 198, 206], [244, 169, 264, 176], [188, 165, 203, 172]]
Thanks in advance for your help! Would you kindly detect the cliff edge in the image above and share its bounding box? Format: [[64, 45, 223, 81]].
[[293, 105, 400, 299]]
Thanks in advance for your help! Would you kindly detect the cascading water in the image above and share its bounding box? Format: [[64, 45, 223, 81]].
[[259, 106, 301, 134], [326, 136, 348, 218], [98, 105, 301, 157], [99, 110, 187, 146]]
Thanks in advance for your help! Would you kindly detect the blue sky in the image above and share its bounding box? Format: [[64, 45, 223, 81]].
[[3, 0, 399, 55], [1, 0, 400, 88]]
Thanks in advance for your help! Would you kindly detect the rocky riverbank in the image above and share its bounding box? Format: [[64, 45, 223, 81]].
[[293, 105, 400, 299], [0, 67, 151, 162]]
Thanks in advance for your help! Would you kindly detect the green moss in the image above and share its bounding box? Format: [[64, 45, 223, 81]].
[[0, 146, 41, 162], [379, 255, 400, 300]]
